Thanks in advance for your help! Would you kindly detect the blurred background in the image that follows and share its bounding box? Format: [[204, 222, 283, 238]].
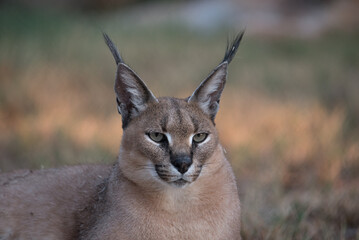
[[0, 0, 358, 239]]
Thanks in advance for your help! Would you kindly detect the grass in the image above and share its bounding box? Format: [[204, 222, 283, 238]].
[[0, 4, 359, 239]]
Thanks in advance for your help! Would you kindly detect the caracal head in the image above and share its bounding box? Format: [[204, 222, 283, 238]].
[[103, 33, 244, 189]]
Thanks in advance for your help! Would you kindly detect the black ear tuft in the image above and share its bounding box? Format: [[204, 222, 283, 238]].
[[103, 32, 123, 65], [103, 33, 158, 129], [188, 32, 245, 121], [222, 31, 244, 64]]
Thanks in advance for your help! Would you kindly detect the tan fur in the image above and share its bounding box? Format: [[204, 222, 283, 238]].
[[0, 34, 243, 239], [0, 165, 111, 239]]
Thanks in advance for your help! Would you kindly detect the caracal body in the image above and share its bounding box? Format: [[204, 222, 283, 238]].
[[0, 33, 244, 240]]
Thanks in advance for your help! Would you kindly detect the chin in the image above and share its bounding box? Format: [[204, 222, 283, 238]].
[[170, 179, 191, 188]]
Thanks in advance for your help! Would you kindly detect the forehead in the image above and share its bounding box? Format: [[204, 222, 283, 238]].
[[141, 97, 212, 135]]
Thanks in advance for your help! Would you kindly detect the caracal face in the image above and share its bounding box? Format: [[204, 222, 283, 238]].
[[121, 97, 219, 188]]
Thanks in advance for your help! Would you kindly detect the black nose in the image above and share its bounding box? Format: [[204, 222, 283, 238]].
[[171, 155, 192, 174]]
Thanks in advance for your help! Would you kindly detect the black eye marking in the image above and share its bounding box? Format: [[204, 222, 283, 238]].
[[160, 115, 168, 132], [190, 116, 199, 133]]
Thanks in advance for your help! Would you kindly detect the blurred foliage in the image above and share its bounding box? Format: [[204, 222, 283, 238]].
[[0, 3, 359, 239], [1, 0, 175, 12]]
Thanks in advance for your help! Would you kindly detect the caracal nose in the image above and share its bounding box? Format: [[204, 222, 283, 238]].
[[171, 155, 192, 174]]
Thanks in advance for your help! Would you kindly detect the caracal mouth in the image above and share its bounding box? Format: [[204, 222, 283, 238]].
[[154, 164, 201, 187], [170, 178, 189, 187]]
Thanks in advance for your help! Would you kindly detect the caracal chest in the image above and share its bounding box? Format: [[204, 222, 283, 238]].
[[114, 194, 229, 240]]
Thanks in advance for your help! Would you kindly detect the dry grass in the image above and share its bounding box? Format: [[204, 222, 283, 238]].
[[218, 92, 359, 239], [0, 4, 358, 239]]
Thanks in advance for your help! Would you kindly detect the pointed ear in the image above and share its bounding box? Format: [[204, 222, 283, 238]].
[[115, 63, 158, 128], [188, 31, 244, 120], [188, 62, 228, 120]]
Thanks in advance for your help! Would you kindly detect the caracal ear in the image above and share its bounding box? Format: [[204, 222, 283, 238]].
[[103, 33, 158, 128], [188, 63, 228, 121], [115, 63, 158, 128], [188, 32, 244, 121]]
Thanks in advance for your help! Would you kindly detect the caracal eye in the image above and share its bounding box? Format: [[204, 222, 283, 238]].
[[148, 132, 165, 143], [193, 133, 208, 143]]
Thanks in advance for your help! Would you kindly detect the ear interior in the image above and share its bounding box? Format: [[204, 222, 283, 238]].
[[188, 62, 228, 120], [115, 63, 157, 128]]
